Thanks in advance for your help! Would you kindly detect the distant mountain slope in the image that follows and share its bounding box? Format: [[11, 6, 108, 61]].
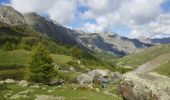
[[97, 32, 152, 54], [24, 12, 78, 45], [150, 37, 170, 44], [75, 33, 126, 56], [118, 44, 170, 76]]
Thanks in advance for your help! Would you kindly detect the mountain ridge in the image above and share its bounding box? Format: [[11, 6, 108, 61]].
[[0, 5, 153, 56]]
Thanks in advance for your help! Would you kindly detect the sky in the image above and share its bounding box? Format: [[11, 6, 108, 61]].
[[0, 0, 170, 39]]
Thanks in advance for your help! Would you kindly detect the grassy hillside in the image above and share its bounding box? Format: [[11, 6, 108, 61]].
[[117, 44, 170, 76], [117, 44, 170, 68], [154, 61, 170, 77]]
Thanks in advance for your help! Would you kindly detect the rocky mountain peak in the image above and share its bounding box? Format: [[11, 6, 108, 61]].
[[0, 5, 26, 25]]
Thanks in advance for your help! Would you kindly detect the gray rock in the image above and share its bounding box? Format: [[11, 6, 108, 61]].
[[18, 89, 34, 95], [30, 85, 40, 89], [87, 69, 109, 78], [0, 81, 5, 85], [110, 71, 122, 81], [0, 6, 26, 25], [120, 72, 170, 100], [18, 80, 28, 87], [9, 94, 27, 99], [68, 67, 75, 72], [77, 74, 93, 85], [5, 79, 15, 84]]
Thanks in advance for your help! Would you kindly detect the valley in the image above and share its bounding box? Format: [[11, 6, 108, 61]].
[[0, 5, 169, 100]]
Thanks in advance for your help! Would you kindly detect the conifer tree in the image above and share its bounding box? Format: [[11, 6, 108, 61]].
[[28, 43, 54, 84]]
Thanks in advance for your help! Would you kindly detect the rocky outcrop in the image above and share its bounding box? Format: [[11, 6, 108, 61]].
[[87, 69, 110, 78], [77, 69, 122, 85], [120, 72, 170, 100], [0, 6, 26, 25], [77, 74, 93, 85]]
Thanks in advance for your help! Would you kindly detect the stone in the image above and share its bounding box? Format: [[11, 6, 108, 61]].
[[4, 92, 12, 98], [5, 79, 15, 84], [77, 60, 81, 64], [95, 88, 100, 92], [77, 74, 93, 85], [35, 95, 65, 100], [120, 72, 170, 100], [68, 67, 75, 72], [87, 69, 109, 78], [110, 71, 122, 81], [18, 80, 28, 87], [9, 94, 27, 99], [30, 84, 40, 89], [47, 90, 55, 93], [18, 89, 34, 95], [0, 81, 5, 85]]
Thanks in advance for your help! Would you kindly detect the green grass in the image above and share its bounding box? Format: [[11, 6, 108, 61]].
[[154, 61, 170, 77], [51, 54, 73, 65], [0, 49, 74, 66], [0, 50, 30, 66], [0, 84, 122, 100], [117, 44, 170, 69]]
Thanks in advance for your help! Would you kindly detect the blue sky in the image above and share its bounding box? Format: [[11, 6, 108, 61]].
[[0, 0, 170, 39]]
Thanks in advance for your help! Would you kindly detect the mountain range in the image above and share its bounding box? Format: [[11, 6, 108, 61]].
[[1, 6, 170, 56]]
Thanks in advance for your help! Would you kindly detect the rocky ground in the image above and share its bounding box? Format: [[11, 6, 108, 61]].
[[0, 69, 123, 100]]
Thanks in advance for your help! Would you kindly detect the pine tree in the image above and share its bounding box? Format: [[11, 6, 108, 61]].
[[28, 43, 54, 84]]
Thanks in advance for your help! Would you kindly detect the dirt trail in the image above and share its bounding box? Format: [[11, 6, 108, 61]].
[[133, 53, 170, 74]]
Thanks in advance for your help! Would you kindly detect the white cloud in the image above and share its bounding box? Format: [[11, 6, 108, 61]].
[[81, 0, 170, 39], [9, 0, 78, 25], [47, 0, 77, 24], [6, 0, 170, 39], [10, 0, 55, 13]]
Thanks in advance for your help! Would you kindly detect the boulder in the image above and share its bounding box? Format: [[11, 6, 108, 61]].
[[9, 94, 27, 99], [68, 67, 75, 72], [110, 71, 122, 81], [87, 69, 109, 78], [30, 84, 40, 89], [0, 81, 5, 85], [77, 74, 93, 85], [120, 72, 170, 100], [18, 80, 28, 87], [5, 79, 15, 84]]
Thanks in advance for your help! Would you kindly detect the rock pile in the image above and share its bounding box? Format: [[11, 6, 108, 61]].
[[77, 69, 122, 85]]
